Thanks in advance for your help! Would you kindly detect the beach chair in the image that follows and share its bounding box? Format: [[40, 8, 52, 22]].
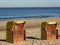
[[6, 20, 26, 43], [41, 21, 58, 40]]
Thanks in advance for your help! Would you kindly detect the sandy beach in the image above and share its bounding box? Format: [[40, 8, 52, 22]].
[[0, 17, 60, 45]]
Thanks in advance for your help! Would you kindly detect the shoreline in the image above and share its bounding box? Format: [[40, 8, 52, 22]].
[[0, 17, 60, 21]]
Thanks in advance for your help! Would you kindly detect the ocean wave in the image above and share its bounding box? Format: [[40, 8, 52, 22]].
[[0, 15, 60, 20]]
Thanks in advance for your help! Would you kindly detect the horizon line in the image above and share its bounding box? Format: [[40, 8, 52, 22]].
[[0, 7, 60, 8]]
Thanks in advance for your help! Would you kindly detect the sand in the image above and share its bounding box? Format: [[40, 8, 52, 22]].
[[0, 17, 60, 45]]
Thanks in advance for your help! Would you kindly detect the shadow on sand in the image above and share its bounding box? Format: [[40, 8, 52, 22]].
[[0, 39, 6, 41], [0, 35, 60, 42], [26, 36, 41, 40]]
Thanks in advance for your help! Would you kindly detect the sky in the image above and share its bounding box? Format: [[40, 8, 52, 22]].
[[0, 0, 60, 7]]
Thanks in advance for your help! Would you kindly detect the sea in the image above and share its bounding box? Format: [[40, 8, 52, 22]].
[[0, 7, 60, 20]]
